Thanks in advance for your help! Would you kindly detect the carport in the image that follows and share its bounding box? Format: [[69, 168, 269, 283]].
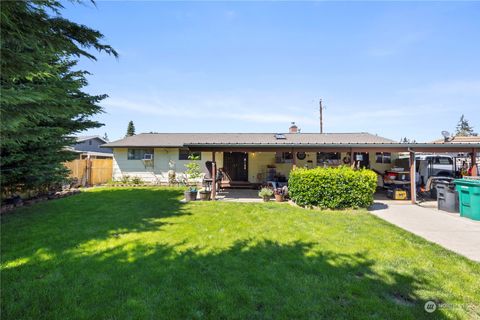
[[186, 142, 479, 203]]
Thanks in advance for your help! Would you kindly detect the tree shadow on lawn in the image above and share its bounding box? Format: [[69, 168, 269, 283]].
[[1, 239, 450, 319], [1, 188, 188, 253]]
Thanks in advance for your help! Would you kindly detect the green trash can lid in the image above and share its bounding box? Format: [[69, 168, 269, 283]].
[[454, 177, 480, 186]]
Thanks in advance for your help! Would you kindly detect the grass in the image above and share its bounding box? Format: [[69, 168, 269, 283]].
[[1, 187, 479, 319]]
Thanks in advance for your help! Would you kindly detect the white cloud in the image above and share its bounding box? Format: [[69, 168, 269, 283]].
[[102, 96, 318, 126]]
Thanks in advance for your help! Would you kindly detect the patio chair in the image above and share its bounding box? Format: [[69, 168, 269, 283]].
[[202, 161, 213, 191]]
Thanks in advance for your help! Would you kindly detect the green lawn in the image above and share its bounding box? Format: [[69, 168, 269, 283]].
[[1, 188, 479, 319]]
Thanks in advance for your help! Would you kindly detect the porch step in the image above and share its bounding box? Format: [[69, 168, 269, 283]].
[[221, 181, 256, 189]]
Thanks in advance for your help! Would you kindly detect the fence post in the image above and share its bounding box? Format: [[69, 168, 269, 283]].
[[86, 155, 92, 186]]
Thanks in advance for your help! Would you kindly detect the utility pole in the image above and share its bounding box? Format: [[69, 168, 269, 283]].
[[319, 99, 324, 133]]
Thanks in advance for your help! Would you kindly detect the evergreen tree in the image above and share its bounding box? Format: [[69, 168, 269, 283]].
[[455, 114, 474, 136], [126, 121, 136, 137], [0, 1, 117, 195]]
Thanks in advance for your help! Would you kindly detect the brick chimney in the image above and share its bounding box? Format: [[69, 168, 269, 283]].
[[289, 122, 298, 133]]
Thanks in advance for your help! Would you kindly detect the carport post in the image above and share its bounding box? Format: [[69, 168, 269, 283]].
[[211, 152, 216, 200], [472, 148, 478, 176], [292, 148, 297, 169], [409, 150, 416, 204]]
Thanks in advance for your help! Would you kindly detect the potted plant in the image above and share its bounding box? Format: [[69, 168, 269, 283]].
[[258, 187, 273, 202], [184, 187, 197, 201], [183, 155, 202, 202], [198, 188, 211, 201], [274, 188, 285, 202]]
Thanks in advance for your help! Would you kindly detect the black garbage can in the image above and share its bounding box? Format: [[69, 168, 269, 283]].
[[436, 181, 459, 213]]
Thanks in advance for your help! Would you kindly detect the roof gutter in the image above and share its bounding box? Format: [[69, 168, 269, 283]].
[[185, 143, 480, 148], [101, 142, 480, 149]]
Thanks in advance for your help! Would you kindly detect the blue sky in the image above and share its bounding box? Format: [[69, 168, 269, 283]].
[[63, 1, 480, 142]]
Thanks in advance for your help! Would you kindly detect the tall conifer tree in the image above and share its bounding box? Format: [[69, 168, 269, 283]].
[[0, 1, 117, 194]]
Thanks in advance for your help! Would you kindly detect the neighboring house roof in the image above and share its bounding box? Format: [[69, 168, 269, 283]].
[[79, 151, 113, 157], [102, 132, 397, 148], [75, 135, 108, 143], [65, 147, 113, 157], [431, 136, 480, 144]]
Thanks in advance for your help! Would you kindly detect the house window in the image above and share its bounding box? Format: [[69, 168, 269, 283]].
[[375, 152, 391, 164], [179, 149, 201, 160], [275, 152, 293, 163], [89, 140, 92, 145], [317, 152, 340, 164], [127, 148, 154, 160]]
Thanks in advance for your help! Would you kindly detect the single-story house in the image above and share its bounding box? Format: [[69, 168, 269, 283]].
[[102, 123, 479, 203]]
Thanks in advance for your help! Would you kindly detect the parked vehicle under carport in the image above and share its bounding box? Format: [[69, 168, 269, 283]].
[[396, 154, 457, 199]]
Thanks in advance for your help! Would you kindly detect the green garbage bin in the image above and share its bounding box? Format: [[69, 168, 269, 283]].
[[454, 178, 480, 220]]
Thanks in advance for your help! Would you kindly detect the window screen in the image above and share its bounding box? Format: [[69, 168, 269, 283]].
[[317, 152, 340, 164], [127, 149, 154, 160], [275, 152, 293, 163], [179, 149, 201, 160], [375, 152, 391, 164]]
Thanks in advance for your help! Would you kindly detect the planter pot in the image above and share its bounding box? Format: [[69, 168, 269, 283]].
[[274, 194, 284, 202], [199, 191, 211, 201], [262, 196, 270, 202], [184, 190, 197, 202]]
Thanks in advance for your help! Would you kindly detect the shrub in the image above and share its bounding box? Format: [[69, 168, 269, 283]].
[[131, 176, 143, 185], [258, 187, 274, 198], [288, 166, 377, 209], [168, 170, 176, 186], [121, 175, 130, 184]]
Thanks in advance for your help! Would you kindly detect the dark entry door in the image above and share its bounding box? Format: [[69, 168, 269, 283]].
[[354, 152, 370, 168], [223, 152, 248, 181]]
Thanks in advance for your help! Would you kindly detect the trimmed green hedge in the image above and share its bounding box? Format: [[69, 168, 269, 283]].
[[288, 166, 377, 209]]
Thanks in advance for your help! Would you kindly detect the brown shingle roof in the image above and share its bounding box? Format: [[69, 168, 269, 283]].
[[431, 136, 480, 144], [102, 132, 396, 148]]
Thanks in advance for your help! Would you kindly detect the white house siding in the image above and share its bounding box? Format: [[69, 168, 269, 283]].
[[112, 148, 223, 184]]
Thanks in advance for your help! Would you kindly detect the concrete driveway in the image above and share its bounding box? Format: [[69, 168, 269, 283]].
[[369, 201, 480, 262]]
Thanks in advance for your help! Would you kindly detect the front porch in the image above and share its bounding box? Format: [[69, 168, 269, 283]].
[[194, 145, 478, 203], [214, 150, 388, 191]]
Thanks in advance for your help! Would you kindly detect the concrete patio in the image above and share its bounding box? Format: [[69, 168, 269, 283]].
[[369, 201, 480, 262], [216, 189, 262, 202]]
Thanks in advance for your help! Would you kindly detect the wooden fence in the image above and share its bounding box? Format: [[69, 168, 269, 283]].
[[64, 158, 113, 186]]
